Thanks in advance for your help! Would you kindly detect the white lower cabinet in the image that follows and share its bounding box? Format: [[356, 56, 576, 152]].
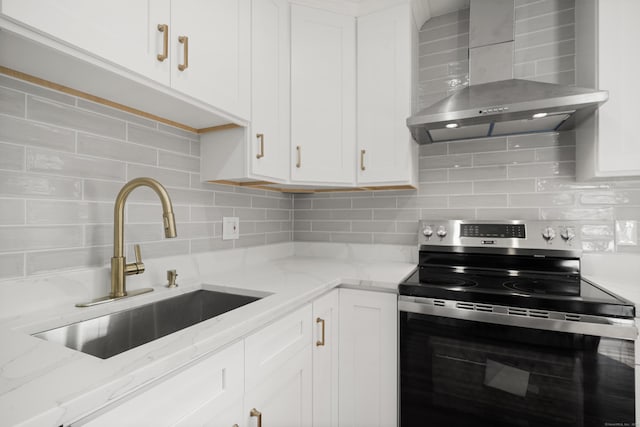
[[313, 290, 340, 427], [244, 346, 313, 427], [71, 289, 398, 427], [73, 340, 245, 427], [338, 289, 398, 427], [244, 304, 313, 427]]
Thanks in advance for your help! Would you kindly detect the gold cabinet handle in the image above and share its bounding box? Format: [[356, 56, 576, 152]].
[[360, 149, 366, 171], [296, 145, 301, 168], [250, 408, 262, 427], [157, 24, 168, 61], [256, 133, 264, 159], [316, 317, 325, 346], [178, 36, 189, 71]]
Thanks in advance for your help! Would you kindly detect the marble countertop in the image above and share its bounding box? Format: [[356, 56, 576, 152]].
[[0, 243, 416, 427]]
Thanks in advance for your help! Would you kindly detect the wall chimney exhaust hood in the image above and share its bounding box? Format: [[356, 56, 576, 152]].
[[407, 0, 608, 144]]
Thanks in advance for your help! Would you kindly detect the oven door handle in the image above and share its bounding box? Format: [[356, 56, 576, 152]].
[[399, 297, 638, 341]]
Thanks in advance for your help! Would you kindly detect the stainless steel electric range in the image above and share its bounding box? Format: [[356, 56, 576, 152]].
[[399, 220, 637, 427]]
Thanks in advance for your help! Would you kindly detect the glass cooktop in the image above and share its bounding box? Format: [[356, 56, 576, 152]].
[[398, 267, 635, 319]]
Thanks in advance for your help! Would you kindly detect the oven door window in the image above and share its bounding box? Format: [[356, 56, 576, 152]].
[[400, 312, 635, 427]]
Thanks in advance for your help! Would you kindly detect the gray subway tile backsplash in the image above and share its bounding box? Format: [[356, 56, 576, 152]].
[[0, 115, 76, 152], [0, 142, 24, 171], [0, 225, 83, 252], [0, 171, 82, 199], [27, 95, 126, 139], [127, 163, 191, 188], [0, 253, 25, 279], [127, 123, 192, 154], [449, 166, 508, 181], [0, 75, 292, 278], [26, 200, 113, 224], [158, 150, 200, 173], [0, 199, 25, 225], [78, 133, 158, 166], [27, 148, 126, 181], [0, 86, 25, 117]]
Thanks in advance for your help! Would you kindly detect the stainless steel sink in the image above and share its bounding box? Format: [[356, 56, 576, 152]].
[[33, 289, 262, 359]]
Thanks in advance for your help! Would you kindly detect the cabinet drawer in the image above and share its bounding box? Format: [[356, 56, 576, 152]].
[[74, 340, 244, 427], [245, 304, 312, 388]]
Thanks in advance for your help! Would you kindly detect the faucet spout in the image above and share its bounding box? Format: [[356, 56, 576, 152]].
[[111, 177, 177, 298]]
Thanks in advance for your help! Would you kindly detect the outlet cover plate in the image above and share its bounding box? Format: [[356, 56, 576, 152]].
[[222, 217, 239, 240]]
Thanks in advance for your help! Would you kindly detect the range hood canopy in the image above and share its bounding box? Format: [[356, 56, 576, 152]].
[[407, 0, 608, 144], [407, 79, 608, 144]]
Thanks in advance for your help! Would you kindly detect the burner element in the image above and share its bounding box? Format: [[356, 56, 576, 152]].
[[503, 279, 580, 296], [418, 275, 477, 288]]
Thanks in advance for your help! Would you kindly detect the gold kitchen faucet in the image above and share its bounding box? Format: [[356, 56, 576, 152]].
[[77, 177, 177, 307]]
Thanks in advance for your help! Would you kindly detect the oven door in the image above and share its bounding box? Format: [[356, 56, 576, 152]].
[[399, 301, 636, 427]]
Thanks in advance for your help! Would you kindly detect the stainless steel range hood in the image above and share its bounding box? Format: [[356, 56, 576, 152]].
[[407, 0, 608, 144]]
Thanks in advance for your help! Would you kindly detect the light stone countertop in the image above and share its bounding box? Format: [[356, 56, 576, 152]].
[[0, 242, 416, 427]]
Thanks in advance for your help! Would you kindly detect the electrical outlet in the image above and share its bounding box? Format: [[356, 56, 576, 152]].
[[222, 217, 240, 240], [616, 220, 638, 246]]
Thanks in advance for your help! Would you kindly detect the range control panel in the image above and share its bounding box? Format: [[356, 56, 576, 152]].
[[419, 220, 580, 250], [460, 223, 526, 239]]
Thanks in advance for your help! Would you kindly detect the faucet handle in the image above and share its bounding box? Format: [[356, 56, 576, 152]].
[[125, 244, 145, 276], [134, 244, 143, 264]]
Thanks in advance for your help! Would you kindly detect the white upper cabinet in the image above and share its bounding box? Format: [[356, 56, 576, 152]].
[[170, 0, 250, 119], [200, 0, 289, 184], [250, 0, 290, 181], [356, 4, 418, 187], [0, 0, 250, 125], [290, 4, 356, 185], [576, 0, 640, 179], [0, 0, 171, 85]]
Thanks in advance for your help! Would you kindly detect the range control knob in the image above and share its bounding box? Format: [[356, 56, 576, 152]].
[[422, 225, 433, 238], [436, 226, 447, 239], [541, 227, 556, 242], [560, 227, 576, 242]]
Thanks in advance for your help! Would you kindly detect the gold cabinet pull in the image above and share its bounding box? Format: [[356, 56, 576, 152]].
[[296, 145, 301, 168], [256, 133, 265, 159], [316, 317, 325, 346], [178, 36, 189, 71], [360, 149, 366, 171], [250, 408, 262, 427], [157, 24, 168, 61]]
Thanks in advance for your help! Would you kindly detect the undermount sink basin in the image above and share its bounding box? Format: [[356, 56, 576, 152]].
[[33, 289, 262, 359]]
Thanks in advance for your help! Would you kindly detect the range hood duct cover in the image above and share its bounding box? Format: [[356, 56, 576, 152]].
[[407, 1, 608, 144]]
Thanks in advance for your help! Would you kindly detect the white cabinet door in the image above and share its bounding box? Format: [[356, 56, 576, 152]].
[[174, 397, 244, 427], [312, 290, 340, 427], [1, 0, 171, 85], [250, 0, 290, 181], [357, 4, 417, 187], [74, 340, 245, 427], [339, 289, 398, 427], [244, 345, 313, 427], [576, 0, 640, 179], [170, 0, 250, 119], [290, 5, 356, 185], [244, 305, 313, 427]]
